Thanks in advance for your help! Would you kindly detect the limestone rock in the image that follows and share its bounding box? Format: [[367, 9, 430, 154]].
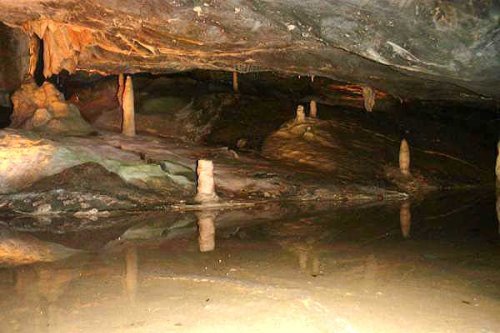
[[10, 81, 95, 136]]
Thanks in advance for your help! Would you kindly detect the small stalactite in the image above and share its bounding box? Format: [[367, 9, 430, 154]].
[[196, 211, 217, 252], [400, 201, 411, 239], [232, 71, 239, 93], [122, 75, 136, 137], [295, 105, 305, 123], [124, 245, 138, 303], [362, 86, 376, 112], [399, 138, 411, 176], [310, 100, 318, 118], [195, 160, 219, 203], [117, 73, 125, 107]]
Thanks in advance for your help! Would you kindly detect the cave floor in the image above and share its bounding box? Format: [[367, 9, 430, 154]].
[[0, 189, 498, 333]]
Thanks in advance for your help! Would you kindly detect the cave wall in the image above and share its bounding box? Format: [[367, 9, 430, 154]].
[[0, 22, 30, 107]]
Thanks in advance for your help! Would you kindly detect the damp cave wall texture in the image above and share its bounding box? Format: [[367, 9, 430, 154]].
[[0, 0, 498, 103]]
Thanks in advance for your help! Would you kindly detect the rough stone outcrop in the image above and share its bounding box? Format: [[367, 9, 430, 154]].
[[262, 115, 489, 192], [10, 81, 95, 135], [0, 1, 498, 101]]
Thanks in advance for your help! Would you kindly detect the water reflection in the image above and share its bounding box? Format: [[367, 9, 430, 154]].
[[124, 245, 138, 303], [196, 210, 218, 252], [400, 201, 411, 239], [0, 191, 498, 332]]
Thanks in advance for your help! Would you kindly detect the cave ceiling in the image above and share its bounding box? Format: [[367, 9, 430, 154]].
[[0, 0, 499, 101]]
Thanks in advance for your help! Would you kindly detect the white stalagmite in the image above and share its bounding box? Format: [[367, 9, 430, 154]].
[[399, 138, 411, 176], [232, 71, 239, 93], [124, 245, 138, 302], [195, 160, 219, 203], [362, 86, 376, 112], [122, 75, 136, 136], [310, 100, 318, 118], [295, 105, 305, 123], [400, 201, 411, 239], [117, 73, 125, 107], [196, 211, 217, 252]]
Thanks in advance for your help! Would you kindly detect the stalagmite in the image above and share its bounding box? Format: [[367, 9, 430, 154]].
[[121, 75, 136, 137], [496, 191, 500, 235], [310, 100, 318, 118], [124, 245, 138, 303], [232, 71, 239, 93], [295, 105, 305, 123], [117, 73, 125, 107], [196, 211, 217, 252], [496, 140, 500, 185], [195, 160, 219, 203], [362, 86, 376, 112], [399, 139, 411, 176], [400, 201, 411, 239]]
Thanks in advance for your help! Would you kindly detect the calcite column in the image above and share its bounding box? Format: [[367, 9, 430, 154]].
[[195, 160, 219, 203], [232, 71, 239, 93], [122, 76, 136, 136], [196, 211, 217, 252], [400, 201, 411, 239], [295, 105, 305, 123], [399, 139, 411, 176], [310, 100, 318, 118]]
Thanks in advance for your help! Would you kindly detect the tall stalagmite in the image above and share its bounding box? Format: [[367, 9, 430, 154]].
[[310, 100, 318, 118], [122, 76, 136, 137], [496, 140, 499, 185], [399, 139, 411, 176], [295, 105, 305, 123], [195, 160, 219, 203]]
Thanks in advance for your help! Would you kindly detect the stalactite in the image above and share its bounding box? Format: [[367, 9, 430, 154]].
[[195, 160, 219, 203], [117, 73, 125, 107], [295, 105, 305, 123], [310, 100, 318, 118], [362, 86, 376, 112], [196, 211, 217, 252], [122, 75, 136, 137], [400, 201, 411, 238], [399, 138, 411, 176], [28, 35, 39, 77], [232, 71, 239, 93]]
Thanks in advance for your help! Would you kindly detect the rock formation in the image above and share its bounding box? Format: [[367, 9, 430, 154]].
[[310, 100, 318, 118], [10, 81, 94, 136]]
